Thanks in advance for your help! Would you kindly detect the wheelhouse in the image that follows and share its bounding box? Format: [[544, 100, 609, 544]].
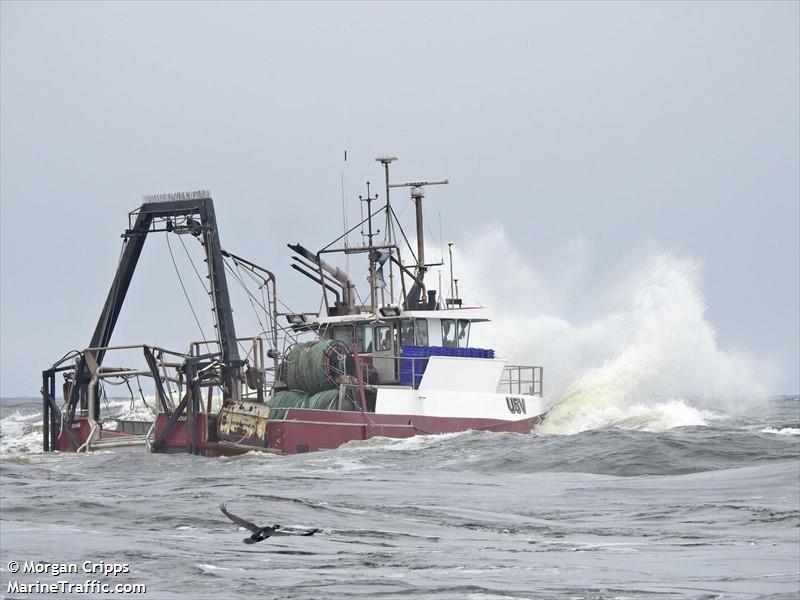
[[318, 309, 488, 352]]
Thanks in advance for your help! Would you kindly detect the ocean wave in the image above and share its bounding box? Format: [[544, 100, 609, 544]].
[[0, 409, 44, 455], [538, 397, 717, 435], [760, 427, 800, 436]]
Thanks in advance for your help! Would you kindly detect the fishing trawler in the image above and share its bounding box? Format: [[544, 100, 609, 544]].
[[40, 156, 545, 455]]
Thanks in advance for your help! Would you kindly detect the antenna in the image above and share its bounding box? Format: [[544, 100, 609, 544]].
[[358, 182, 379, 247], [341, 151, 349, 281], [448, 242, 455, 306], [388, 178, 449, 270], [376, 156, 398, 300], [359, 181, 380, 312]]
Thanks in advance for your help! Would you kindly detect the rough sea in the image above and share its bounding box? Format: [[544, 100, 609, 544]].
[[0, 394, 797, 600]]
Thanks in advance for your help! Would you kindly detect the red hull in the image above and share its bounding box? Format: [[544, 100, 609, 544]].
[[56, 410, 542, 455], [266, 408, 543, 454], [52, 420, 144, 452]]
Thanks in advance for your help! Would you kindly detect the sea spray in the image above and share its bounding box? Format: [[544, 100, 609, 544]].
[[451, 227, 778, 433]]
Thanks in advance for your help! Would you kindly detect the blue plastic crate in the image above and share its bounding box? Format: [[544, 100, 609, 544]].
[[400, 345, 432, 388]]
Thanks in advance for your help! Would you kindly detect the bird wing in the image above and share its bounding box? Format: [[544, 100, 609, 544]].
[[220, 503, 262, 534], [272, 527, 319, 537]]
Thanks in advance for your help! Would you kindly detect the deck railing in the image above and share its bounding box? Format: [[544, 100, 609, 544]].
[[498, 366, 543, 397], [394, 351, 543, 397]]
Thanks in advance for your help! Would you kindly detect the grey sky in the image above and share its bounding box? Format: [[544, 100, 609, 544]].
[[1, 1, 798, 396]]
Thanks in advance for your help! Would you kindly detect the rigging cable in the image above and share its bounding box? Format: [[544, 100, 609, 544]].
[[232, 261, 268, 358], [180, 234, 221, 352], [135, 375, 153, 412], [388, 204, 419, 265], [230, 259, 270, 333], [165, 233, 209, 347], [219, 258, 260, 358], [124, 376, 135, 409], [178, 234, 210, 294], [223, 256, 299, 344], [100, 381, 111, 416]]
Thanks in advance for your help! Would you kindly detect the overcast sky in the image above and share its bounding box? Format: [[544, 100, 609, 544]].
[[1, 1, 798, 397]]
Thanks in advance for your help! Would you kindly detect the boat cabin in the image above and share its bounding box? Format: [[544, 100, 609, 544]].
[[307, 308, 492, 386]]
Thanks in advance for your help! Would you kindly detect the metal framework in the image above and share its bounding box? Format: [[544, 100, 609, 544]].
[[45, 195, 244, 450]]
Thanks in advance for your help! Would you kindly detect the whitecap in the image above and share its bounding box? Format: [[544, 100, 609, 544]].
[[759, 427, 800, 436]]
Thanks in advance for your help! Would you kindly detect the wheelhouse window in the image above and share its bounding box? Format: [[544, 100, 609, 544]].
[[442, 319, 457, 347], [415, 319, 429, 346], [457, 320, 470, 348], [374, 325, 392, 351], [400, 319, 415, 347], [356, 324, 373, 353], [332, 325, 354, 347]]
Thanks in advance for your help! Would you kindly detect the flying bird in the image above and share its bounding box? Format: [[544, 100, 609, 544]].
[[220, 503, 318, 544]]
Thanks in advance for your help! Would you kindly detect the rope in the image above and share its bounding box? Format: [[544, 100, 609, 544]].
[[229, 256, 275, 326], [389, 204, 419, 265], [219, 259, 258, 358], [223, 256, 301, 347], [178, 234, 210, 294], [100, 381, 111, 415], [125, 377, 135, 410], [165, 233, 209, 346], [233, 260, 268, 335], [232, 263, 271, 364], [135, 375, 153, 412], [177, 235, 218, 352]]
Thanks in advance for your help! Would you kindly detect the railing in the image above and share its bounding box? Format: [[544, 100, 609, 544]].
[[41, 333, 280, 452], [395, 345, 496, 389], [397, 354, 428, 389], [498, 366, 543, 397], [395, 352, 543, 397]]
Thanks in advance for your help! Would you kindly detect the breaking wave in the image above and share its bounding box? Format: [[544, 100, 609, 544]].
[[454, 227, 779, 434], [760, 427, 800, 436], [0, 408, 43, 455], [539, 398, 717, 435]]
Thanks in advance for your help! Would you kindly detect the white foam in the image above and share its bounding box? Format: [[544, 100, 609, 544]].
[[538, 398, 715, 435], [760, 427, 800, 436], [0, 410, 44, 455], [101, 397, 159, 422], [452, 229, 778, 434], [197, 563, 235, 572], [339, 430, 472, 452]]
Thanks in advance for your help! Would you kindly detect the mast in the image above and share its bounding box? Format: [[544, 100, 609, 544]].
[[376, 156, 397, 303], [388, 178, 449, 272], [387, 177, 448, 310], [411, 186, 425, 269], [359, 181, 379, 313]]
